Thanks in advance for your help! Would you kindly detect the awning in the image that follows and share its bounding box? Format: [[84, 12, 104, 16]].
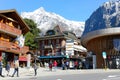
[[74, 45, 87, 52], [0, 56, 2, 61], [19, 56, 27, 61], [39, 56, 66, 59]]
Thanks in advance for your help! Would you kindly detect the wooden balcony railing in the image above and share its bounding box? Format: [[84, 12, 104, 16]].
[[0, 40, 29, 54], [0, 22, 21, 36]]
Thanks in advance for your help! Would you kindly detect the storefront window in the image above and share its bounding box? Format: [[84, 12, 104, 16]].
[[113, 39, 120, 52]]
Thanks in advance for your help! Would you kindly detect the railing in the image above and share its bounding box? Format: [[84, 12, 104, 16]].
[[0, 22, 21, 36], [0, 40, 29, 54], [44, 45, 53, 49]]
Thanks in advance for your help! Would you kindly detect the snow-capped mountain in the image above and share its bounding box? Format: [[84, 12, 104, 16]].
[[83, 0, 120, 35], [21, 7, 85, 37]]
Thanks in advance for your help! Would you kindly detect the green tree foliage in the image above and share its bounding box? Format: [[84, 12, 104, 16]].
[[24, 18, 40, 50]]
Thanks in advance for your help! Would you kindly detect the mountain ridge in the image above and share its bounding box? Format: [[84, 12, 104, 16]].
[[21, 7, 85, 37], [83, 0, 120, 35]]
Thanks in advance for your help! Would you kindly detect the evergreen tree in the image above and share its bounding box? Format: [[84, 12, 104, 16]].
[[24, 18, 40, 50]]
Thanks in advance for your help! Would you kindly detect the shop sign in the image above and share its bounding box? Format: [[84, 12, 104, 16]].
[[102, 51, 106, 59]]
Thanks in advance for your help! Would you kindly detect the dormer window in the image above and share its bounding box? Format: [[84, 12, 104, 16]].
[[46, 30, 55, 35]]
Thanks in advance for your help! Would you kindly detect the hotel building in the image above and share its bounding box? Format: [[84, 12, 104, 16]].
[[36, 25, 87, 67]]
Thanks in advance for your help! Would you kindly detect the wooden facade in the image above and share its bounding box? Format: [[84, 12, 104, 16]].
[[86, 35, 120, 68], [0, 9, 30, 67]]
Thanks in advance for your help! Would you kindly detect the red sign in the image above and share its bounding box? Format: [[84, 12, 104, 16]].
[[19, 56, 27, 61]]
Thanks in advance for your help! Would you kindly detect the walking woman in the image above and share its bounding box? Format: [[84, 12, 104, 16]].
[[6, 62, 10, 76], [53, 60, 57, 71], [12, 60, 19, 77]]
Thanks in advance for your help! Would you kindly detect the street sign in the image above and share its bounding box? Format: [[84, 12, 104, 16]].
[[102, 52, 106, 59]]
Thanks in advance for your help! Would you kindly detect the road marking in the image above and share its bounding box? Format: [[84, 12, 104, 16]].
[[102, 79, 107, 80], [108, 75, 117, 78], [29, 77, 37, 80], [107, 75, 120, 80], [57, 79, 62, 80]]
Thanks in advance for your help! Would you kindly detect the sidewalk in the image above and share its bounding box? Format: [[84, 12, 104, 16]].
[[0, 67, 120, 80]]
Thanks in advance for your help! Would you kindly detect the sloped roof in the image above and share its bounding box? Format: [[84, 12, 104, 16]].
[[0, 9, 30, 34], [63, 31, 78, 40], [41, 25, 78, 41]]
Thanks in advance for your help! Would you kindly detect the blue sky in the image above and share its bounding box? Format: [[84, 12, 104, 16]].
[[0, 0, 109, 21]]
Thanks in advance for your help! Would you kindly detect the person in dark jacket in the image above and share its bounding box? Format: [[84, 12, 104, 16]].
[[0, 60, 4, 77], [6, 62, 10, 76], [49, 60, 53, 71], [33, 63, 38, 76]]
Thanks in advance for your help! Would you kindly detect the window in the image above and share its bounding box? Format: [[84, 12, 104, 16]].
[[113, 39, 120, 52], [56, 39, 59, 44], [48, 40, 51, 45], [46, 30, 55, 35]]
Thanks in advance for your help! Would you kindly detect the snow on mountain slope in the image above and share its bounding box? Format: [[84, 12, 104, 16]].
[[21, 7, 85, 37], [83, 0, 120, 35]]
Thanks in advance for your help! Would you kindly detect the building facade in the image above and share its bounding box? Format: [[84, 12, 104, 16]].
[[81, 27, 120, 68], [0, 9, 30, 67], [37, 26, 87, 67]]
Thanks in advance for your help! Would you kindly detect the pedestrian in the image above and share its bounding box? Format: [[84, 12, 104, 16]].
[[33, 63, 38, 76], [12, 60, 19, 77], [62, 60, 65, 70], [66, 60, 69, 69], [5, 62, 10, 76], [74, 60, 78, 69], [49, 60, 53, 71], [53, 60, 57, 71], [0, 60, 4, 77]]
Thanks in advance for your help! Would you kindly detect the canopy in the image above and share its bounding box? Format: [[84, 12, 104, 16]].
[[74, 45, 87, 52]]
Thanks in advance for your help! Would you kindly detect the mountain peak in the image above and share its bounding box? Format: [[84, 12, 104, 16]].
[[21, 7, 85, 37], [83, 0, 120, 35], [102, 0, 120, 11], [34, 7, 45, 13]]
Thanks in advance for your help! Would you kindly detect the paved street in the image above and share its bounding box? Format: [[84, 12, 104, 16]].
[[0, 67, 120, 80], [37, 71, 120, 80]]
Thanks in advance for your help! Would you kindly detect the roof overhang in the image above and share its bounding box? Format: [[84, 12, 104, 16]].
[[0, 9, 30, 34], [81, 27, 120, 47]]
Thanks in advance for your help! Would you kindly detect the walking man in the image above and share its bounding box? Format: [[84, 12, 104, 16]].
[[49, 60, 53, 71], [33, 63, 38, 76], [0, 60, 4, 77], [12, 60, 19, 77], [66, 60, 69, 69]]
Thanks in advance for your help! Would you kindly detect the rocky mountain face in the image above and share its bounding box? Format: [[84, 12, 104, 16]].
[[21, 7, 85, 37], [83, 0, 120, 35]]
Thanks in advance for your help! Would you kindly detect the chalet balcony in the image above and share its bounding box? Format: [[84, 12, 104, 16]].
[[0, 22, 21, 36], [0, 39, 29, 54]]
